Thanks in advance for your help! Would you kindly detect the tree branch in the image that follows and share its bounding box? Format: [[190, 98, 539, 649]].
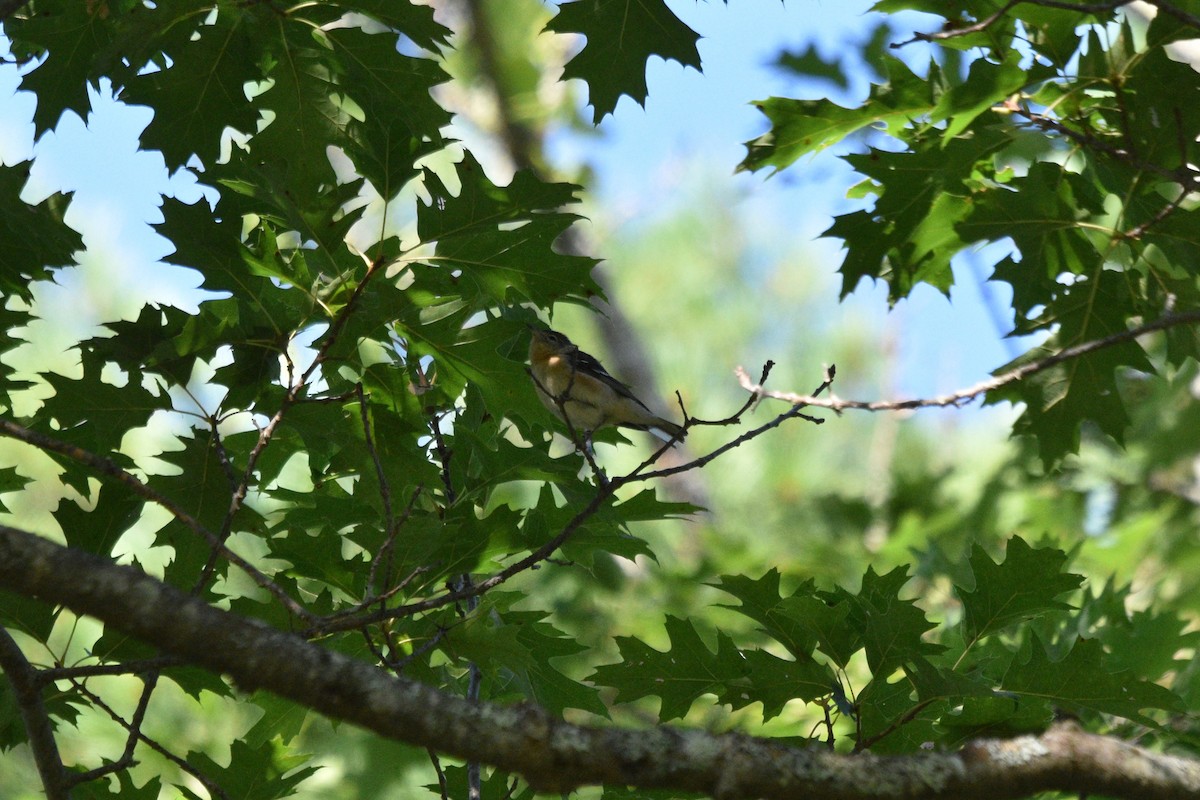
[[1, 523, 1198, 800], [737, 310, 1200, 413], [0, 628, 69, 800]]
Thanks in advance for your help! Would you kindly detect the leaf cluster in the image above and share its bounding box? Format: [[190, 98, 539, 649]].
[[591, 536, 1190, 753], [2, 0, 1200, 798], [0, 0, 728, 794], [744, 1, 1200, 466]]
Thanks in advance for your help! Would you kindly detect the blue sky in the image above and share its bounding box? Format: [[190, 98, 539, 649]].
[[0, 0, 1022, 413], [554, 0, 1024, 405]]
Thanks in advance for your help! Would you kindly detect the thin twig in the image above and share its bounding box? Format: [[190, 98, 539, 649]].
[[637, 367, 832, 483], [317, 564, 433, 631], [67, 678, 231, 800], [357, 382, 396, 597], [199, 258, 388, 590], [391, 625, 451, 672], [312, 475, 621, 634], [208, 416, 241, 491], [892, 0, 1132, 47], [0, 420, 314, 623], [38, 656, 181, 682], [313, 361, 823, 634], [75, 670, 161, 784], [737, 310, 1200, 413], [427, 747, 450, 800], [1014, 105, 1200, 189], [856, 697, 940, 751]]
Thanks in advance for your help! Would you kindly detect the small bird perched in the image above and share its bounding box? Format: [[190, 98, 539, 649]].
[[528, 326, 686, 445]]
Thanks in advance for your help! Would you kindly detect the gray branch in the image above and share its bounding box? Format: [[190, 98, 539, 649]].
[[2, 524, 1199, 800]]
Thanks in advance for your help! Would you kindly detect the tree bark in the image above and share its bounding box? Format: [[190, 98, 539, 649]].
[[2, 524, 1199, 800]]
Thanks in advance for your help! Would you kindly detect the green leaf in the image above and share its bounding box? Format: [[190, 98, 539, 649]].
[[0, 467, 30, 515], [588, 615, 747, 721], [776, 593, 858, 668], [1085, 580, 1200, 682], [711, 570, 820, 660], [986, 270, 1154, 466], [0, 164, 81, 300], [325, 0, 451, 49], [1002, 636, 1183, 724], [148, 430, 264, 587], [454, 601, 608, 718], [253, 30, 348, 200], [729, 649, 834, 720], [182, 739, 318, 800], [936, 694, 1054, 743], [74, 772, 162, 800], [772, 44, 849, 89], [827, 115, 1011, 300], [0, 680, 29, 751], [848, 565, 941, 676], [52, 485, 144, 557], [435, 765, 536, 800], [121, 7, 266, 170], [930, 51, 1027, 140], [0, 589, 57, 642], [741, 56, 937, 174], [327, 26, 451, 197], [35, 348, 170, 463], [959, 536, 1083, 643], [856, 671, 941, 754], [245, 693, 313, 748], [964, 163, 1108, 323], [545, 0, 701, 123], [7, 1, 117, 134]]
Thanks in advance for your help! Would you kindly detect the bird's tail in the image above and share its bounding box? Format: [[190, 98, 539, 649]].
[[639, 417, 686, 444]]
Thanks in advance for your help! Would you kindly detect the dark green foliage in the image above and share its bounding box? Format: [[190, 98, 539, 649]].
[[545, 0, 701, 123]]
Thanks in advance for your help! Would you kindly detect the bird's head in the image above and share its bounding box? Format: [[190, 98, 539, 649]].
[[528, 326, 576, 357]]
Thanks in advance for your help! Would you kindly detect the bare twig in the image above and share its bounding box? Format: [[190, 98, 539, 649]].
[[39, 656, 181, 681], [737, 310, 1200, 413], [208, 416, 241, 490], [67, 677, 231, 800], [69, 671, 160, 785], [637, 366, 831, 483], [314, 361, 822, 634], [356, 382, 401, 598], [685, 360, 777, 427], [427, 747, 451, 800]]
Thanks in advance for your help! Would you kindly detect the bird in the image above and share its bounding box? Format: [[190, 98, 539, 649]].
[[527, 326, 686, 446]]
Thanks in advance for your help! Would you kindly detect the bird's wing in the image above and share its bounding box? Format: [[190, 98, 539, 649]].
[[569, 347, 654, 411]]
